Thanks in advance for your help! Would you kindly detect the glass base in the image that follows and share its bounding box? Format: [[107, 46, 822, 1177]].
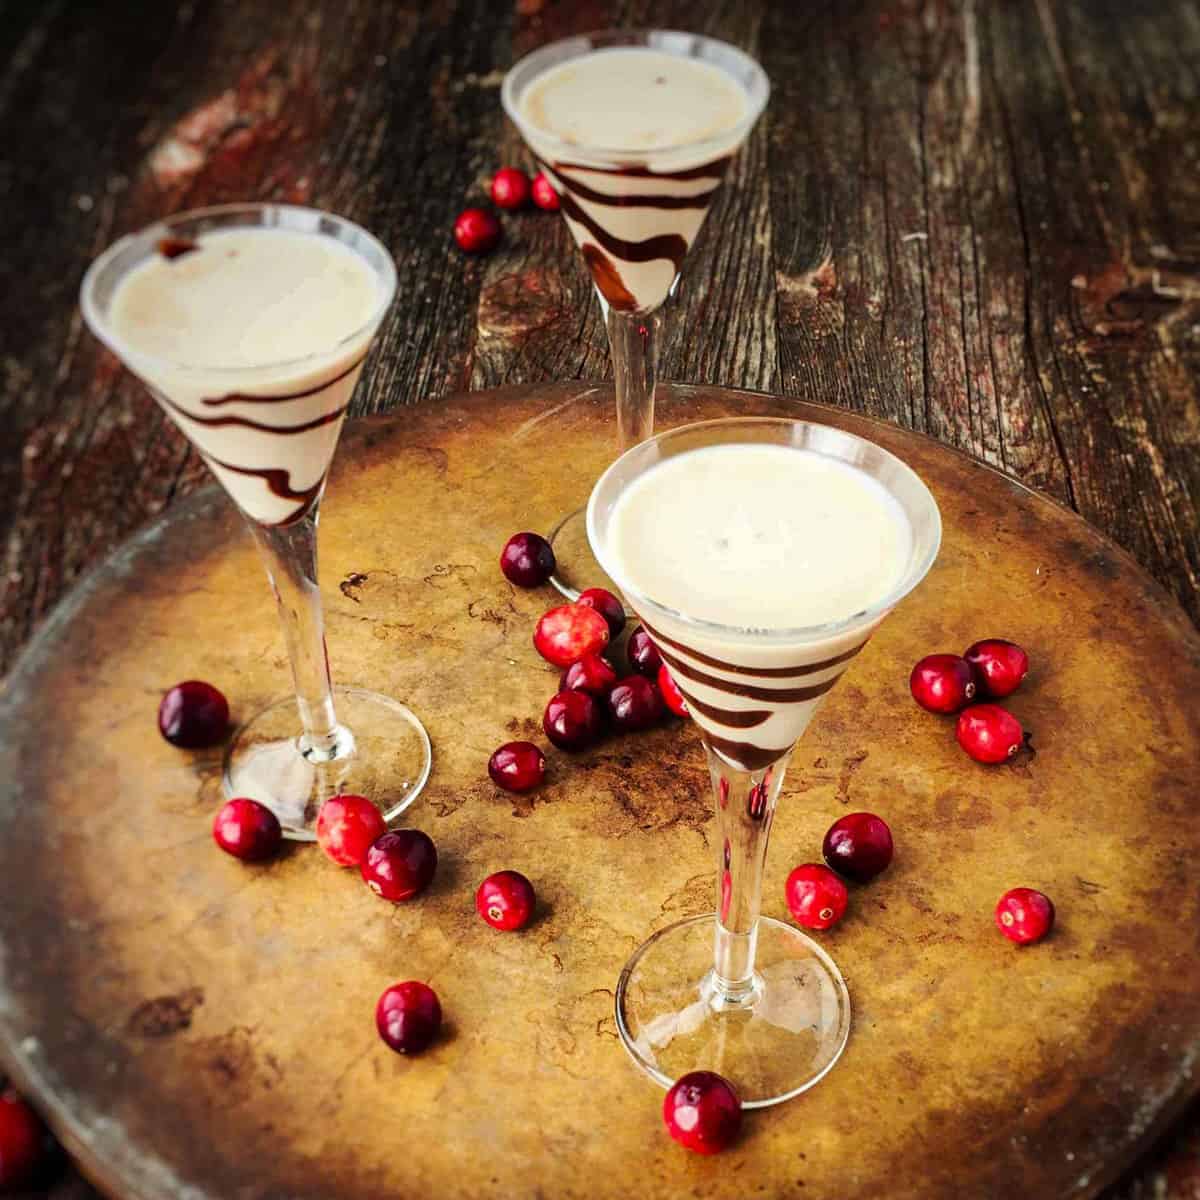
[[222, 686, 432, 840], [615, 914, 851, 1108], [547, 506, 616, 601]]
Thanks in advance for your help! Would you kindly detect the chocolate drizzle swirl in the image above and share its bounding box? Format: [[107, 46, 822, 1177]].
[[201, 351, 367, 407], [156, 390, 348, 435], [641, 619, 869, 678], [581, 245, 638, 311], [558, 193, 688, 272], [541, 163, 719, 210], [707, 736, 790, 772], [553, 155, 732, 181], [204, 455, 327, 524], [655, 643, 846, 704], [682, 693, 771, 728]]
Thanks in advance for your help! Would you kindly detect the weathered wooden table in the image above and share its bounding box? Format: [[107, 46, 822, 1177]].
[[0, 2, 1196, 1196]]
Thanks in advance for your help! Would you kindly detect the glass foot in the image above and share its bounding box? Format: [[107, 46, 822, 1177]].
[[222, 686, 432, 840], [547, 506, 616, 601], [615, 913, 851, 1108]]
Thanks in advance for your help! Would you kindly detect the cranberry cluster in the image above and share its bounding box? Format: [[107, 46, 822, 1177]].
[[785, 811, 895, 931], [454, 167, 560, 255]]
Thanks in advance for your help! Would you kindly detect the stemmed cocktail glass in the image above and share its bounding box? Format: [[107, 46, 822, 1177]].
[[503, 30, 769, 597], [81, 203, 431, 838], [588, 418, 941, 1105]]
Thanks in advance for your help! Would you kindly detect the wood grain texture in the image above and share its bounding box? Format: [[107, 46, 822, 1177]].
[[0, 1, 1197, 1196]]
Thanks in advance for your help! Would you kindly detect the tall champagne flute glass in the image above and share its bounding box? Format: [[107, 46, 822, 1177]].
[[81, 204, 431, 838], [503, 30, 769, 598], [588, 418, 941, 1106]]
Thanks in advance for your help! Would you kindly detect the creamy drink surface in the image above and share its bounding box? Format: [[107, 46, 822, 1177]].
[[609, 444, 910, 629], [515, 48, 754, 313], [519, 48, 748, 151], [109, 228, 382, 525], [605, 443, 912, 768]]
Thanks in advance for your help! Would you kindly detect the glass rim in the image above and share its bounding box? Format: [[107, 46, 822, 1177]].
[[79, 202, 398, 378], [501, 28, 770, 165], [586, 416, 943, 644]]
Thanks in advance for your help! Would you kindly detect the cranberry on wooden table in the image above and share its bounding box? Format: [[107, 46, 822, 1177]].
[[158, 680, 229, 748], [0, 1088, 45, 1189], [490, 167, 530, 210], [964, 639, 1029, 698], [315, 794, 385, 867], [606, 675, 664, 732], [500, 532, 555, 588], [376, 981, 442, 1054], [487, 741, 545, 793], [822, 812, 894, 882], [576, 586, 626, 637], [909, 654, 976, 714], [626, 626, 663, 677], [533, 604, 610, 668], [662, 1071, 742, 1154], [995, 887, 1055, 944], [543, 690, 604, 751], [212, 798, 281, 862], [475, 870, 536, 931], [657, 664, 689, 717], [453, 207, 500, 254], [531, 171, 559, 210], [361, 830, 437, 901], [956, 704, 1025, 764], [560, 653, 617, 698], [785, 863, 848, 930]]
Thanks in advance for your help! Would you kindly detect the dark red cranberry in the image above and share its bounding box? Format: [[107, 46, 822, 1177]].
[[995, 887, 1055, 944], [626, 626, 663, 677], [488, 741, 545, 792], [657, 665, 689, 717], [531, 171, 560, 210], [909, 654, 976, 714], [475, 870, 536, 930], [560, 653, 618, 698], [158, 680, 229, 748], [785, 863, 848, 930], [956, 704, 1024, 764], [607, 675, 664, 732], [0, 1088, 44, 1189], [454, 207, 501, 253], [315, 794, 385, 867], [543, 690, 604, 751], [964, 639, 1030, 699], [822, 812, 894, 882], [577, 587, 626, 637], [376, 981, 442, 1054], [500, 531, 555, 587], [212, 798, 281, 861], [662, 1071, 742, 1154], [533, 603, 610, 667], [361, 830, 437, 901], [490, 167, 530, 210]]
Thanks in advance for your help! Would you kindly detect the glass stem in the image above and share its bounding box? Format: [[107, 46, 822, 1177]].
[[248, 506, 342, 761], [704, 741, 795, 1004], [606, 305, 661, 452]]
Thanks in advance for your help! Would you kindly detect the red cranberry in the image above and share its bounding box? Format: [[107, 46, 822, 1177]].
[[315, 794, 385, 867], [531, 171, 560, 210], [577, 587, 626, 637], [909, 654, 976, 714], [822, 812, 894, 882], [662, 1071, 742, 1154], [560, 653, 618, 698], [361, 830, 437, 901], [785, 864, 848, 930], [158, 680, 229, 748], [0, 1089, 44, 1189], [995, 887, 1055, 944], [627, 626, 663, 677], [212, 798, 281, 861], [476, 870, 536, 930], [964, 639, 1030, 698], [500, 531, 555, 587], [454, 207, 501, 254], [376, 981, 442, 1054], [607, 675, 664, 732], [488, 741, 545, 792], [657, 665, 689, 717], [543, 690, 604, 751], [490, 166, 530, 210], [533, 603, 610, 668], [956, 704, 1024, 764]]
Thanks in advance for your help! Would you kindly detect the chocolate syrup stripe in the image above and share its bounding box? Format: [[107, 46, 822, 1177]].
[[656, 643, 846, 703], [552, 155, 732, 181], [153, 386, 348, 435], [541, 160, 719, 210], [681, 692, 770, 728], [203, 454, 326, 524], [641, 619, 869, 678], [200, 350, 368, 408], [706, 735, 790, 772], [558, 193, 688, 271]]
